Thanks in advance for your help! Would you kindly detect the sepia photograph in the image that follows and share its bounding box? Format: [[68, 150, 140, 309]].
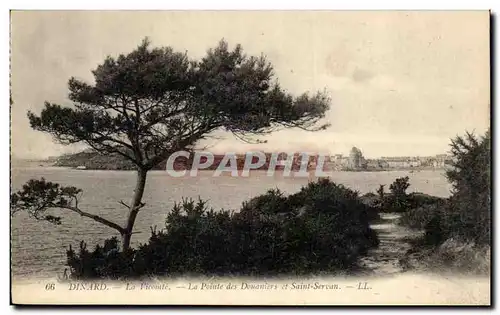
[[10, 10, 491, 305]]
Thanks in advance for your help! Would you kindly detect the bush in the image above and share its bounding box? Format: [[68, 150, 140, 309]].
[[359, 193, 382, 221], [398, 203, 443, 230], [376, 177, 429, 213], [388, 176, 410, 212], [66, 238, 136, 279], [407, 193, 446, 208], [65, 178, 380, 279], [398, 130, 491, 274], [397, 192, 446, 229], [420, 131, 491, 246]]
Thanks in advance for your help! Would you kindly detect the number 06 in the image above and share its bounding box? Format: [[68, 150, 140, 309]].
[[45, 283, 55, 290]]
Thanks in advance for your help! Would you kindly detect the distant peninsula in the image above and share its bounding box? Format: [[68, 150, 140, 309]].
[[53, 151, 140, 170]]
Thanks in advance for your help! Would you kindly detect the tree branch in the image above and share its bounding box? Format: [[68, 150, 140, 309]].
[[118, 200, 130, 209], [55, 204, 126, 234]]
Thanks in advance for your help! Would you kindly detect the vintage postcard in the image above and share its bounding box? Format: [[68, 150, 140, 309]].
[[10, 10, 491, 305]]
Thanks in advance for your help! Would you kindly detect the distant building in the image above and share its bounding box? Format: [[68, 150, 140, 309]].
[[376, 154, 452, 169], [379, 160, 390, 169], [348, 147, 364, 169], [328, 153, 356, 170], [433, 154, 451, 168], [365, 159, 383, 170], [380, 157, 406, 168]]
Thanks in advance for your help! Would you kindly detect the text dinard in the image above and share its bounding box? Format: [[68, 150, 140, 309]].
[[66, 281, 346, 291]]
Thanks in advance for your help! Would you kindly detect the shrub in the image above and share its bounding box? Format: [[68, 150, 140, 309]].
[[444, 130, 490, 245], [66, 238, 136, 279], [407, 193, 446, 208], [420, 131, 491, 246], [375, 177, 432, 213], [65, 178, 379, 279], [359, 193, 382, 222], [397, 192, 446, 229], [398, 130, 491, 274], [384, 176, 410, 212], [398, 203, 442, 230]]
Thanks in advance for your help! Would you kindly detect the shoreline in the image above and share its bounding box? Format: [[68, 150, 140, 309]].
[[12, 162, 449, 173]]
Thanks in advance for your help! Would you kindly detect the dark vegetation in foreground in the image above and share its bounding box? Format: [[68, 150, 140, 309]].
[[360, 176, 446, 215], [66, 179, 380, 279], [396, 131, 491, 273]]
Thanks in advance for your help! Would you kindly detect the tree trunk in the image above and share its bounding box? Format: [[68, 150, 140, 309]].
[[122, 168, 148, 251]]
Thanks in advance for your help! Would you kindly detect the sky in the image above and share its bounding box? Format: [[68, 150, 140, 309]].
[[10, 11, 490, 159]]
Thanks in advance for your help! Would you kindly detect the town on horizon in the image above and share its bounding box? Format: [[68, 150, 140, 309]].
[[162, 148, 452, 173]]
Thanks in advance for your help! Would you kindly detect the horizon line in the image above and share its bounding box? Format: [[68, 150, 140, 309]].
[[12, 150, 451, 162]]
